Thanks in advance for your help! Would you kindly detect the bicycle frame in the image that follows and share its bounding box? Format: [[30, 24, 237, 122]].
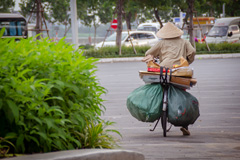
[[162, 87, 168, 112], [149, 66, 171, 137]]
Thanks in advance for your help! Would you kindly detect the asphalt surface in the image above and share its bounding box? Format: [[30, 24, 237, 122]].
[[96, 58, 240, 160]]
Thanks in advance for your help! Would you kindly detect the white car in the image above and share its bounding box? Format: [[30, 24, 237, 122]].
[[137, 22, 161, 33], [95, 31, 160, 49]]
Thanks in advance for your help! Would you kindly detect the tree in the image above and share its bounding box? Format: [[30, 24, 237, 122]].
[[20, 0, 70, 37], [194, 0, 240, 17], [171, 0, 195, 45], [48, 0, 70, 36], [19, 0, 34, 20], [136, 0, 172, 28], [95, 0, 115, 43], [97, 0, 115, 24], [116, 0, 123, 52], [123, 1, 140, 30], [77, 0, 97, 44], [136, 8, 155, 24], [77, 0, 115, 45], [187, 0, 195, 46], [193, 0, 223, 17], [0, 0, 15, 13], [219, 0, 240, 17], [20, 0, 48, 39]]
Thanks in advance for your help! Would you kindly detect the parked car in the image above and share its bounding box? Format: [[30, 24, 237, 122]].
[[95, 31, 160, 49], [137, 22, 160, 33]]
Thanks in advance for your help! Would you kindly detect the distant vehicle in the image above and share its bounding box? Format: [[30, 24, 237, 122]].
[[0, 13, 28, 39], [206, 17, 240, 43], [181, 34, 189, 41], [137, 22, 161, 33], [95, 31, 160, 49]]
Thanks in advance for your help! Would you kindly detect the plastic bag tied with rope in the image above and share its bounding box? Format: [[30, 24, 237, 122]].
[[167, 85, 200, 126], [127, 84, 163, 122]]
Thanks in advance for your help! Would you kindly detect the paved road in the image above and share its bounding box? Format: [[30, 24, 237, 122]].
[[96, 58, 240, 160]]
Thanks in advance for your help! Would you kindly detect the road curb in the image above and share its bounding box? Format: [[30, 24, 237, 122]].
[[98, 53, 240, 63], [3, 149, 145, 160]]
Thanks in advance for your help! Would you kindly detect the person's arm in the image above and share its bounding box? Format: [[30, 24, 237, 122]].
[[142, 42, 161, 62], [185, 41, 196, 64], [145, 42, 160, 57]]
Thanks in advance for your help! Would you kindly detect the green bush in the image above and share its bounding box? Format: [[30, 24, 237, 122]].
[[83, 43, 240, 58], [0, 29, 120, 155], [84, 45, 150, 58], [196, 43, 240, 54], [79, 44, 94, 50]]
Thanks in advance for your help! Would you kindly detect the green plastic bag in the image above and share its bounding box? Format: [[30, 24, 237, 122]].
[[127, 84, 163, 122], [168, 85, 200, 126]]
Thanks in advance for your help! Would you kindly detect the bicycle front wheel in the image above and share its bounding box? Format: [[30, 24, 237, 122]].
[[161, 111, 167, 137]]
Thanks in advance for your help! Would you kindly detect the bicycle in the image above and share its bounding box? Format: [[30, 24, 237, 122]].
[[150, 66, 172, 137]]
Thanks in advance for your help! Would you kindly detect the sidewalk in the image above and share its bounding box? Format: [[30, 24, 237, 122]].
[[3, 149, 144, 160], [98, 53, 240, 63]]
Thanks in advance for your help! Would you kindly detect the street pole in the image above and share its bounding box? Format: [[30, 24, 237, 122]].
[[70, 0, 78, 49]]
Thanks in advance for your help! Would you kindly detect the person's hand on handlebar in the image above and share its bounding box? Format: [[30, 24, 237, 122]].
[[142, 55, 153, 62]]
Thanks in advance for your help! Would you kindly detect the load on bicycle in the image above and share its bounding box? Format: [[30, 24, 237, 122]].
[[126, 22, 200, 137]]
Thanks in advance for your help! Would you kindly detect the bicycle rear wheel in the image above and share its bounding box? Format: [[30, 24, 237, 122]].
[[161, 111, 167, 137]]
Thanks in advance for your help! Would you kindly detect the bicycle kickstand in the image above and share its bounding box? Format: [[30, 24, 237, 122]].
[[150, 117, 160, 131]]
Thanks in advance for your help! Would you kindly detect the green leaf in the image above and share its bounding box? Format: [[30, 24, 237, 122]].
[[54, 80, 65, 88], [65, 83, 81, 95], [0, 99, 3, 110], [59, 119, 72, 126], [17, 69, 32, 79], [43, 118, 55, 130], [44, 96, 64, 101], [47, 108, 64, 117], [16, 134, 25, 153], [0, 27, 5, 38], [53, 139, 64, 150], [6, 99, 19, 123], [32, 116, 43, 125], [36, 132, 48, 140], [43, 84, 54, 96], [5, 132, 18, 139], [26, 135, 40, 146]]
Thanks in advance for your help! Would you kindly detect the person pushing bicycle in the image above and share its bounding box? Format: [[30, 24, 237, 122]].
[[142, 22, 196, 136]]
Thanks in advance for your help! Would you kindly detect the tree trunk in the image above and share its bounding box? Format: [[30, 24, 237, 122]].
[[116, 0, 123, 55], [188, 0, 195, 46], [64, 24, 71, 37], [126, 12, 132, 30], [182, 12, 189, 30], [36, 0, 42, 39], [209, 8, 213, 17], [94, 24, 97, 45], [154, 8, 163, 28]]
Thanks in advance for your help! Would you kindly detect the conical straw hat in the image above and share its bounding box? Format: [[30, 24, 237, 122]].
[[156, 22, 184, 39]]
